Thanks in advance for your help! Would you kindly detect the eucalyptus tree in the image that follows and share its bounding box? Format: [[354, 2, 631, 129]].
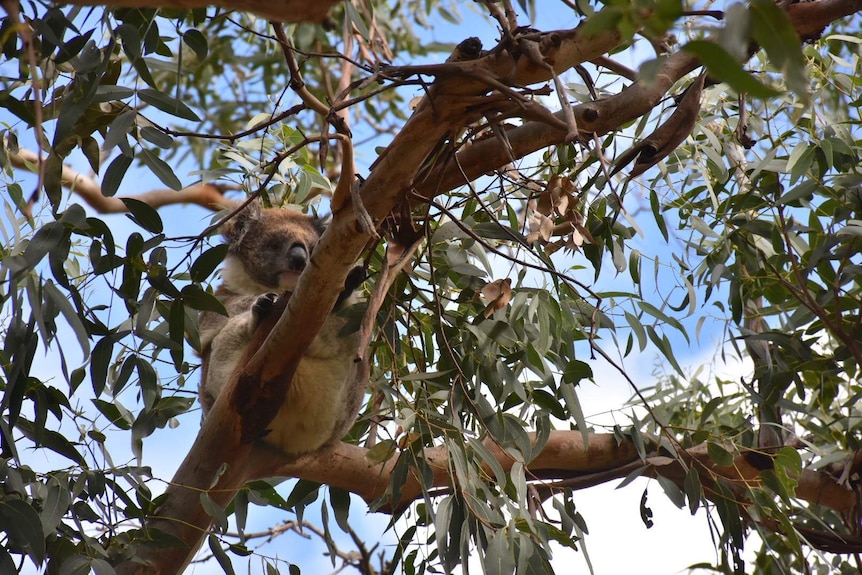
[[1, 0, 861, 573]]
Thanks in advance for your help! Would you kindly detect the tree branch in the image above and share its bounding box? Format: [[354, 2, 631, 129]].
[[251, 433, 857, 517], [62, 0, 340, 23], [9, 148, 236, 213]]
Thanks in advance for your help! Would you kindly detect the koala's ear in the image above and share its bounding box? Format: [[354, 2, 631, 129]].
[[222, 200, 262, 244], [311, 215, 331, 238]]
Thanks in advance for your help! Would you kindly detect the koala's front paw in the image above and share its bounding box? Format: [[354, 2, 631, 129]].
[[252, 292, 279, 325]]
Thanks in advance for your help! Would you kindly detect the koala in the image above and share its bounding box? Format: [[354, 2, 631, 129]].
[[198, 201, 365, 458]]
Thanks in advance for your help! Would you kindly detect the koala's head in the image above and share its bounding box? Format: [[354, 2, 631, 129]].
[[219, 202, 327, 295]]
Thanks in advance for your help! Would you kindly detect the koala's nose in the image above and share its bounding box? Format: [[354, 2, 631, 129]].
[[287, 244, 309, 272]]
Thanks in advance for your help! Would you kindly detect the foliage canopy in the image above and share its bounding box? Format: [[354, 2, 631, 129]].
[[1, 0, 862, 573]]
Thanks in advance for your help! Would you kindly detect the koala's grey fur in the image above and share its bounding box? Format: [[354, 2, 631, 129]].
[[198, 202, 364, 457]]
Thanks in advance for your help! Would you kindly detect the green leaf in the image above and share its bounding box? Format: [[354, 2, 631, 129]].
[[683, 40, 780, 98], [121, 197, 164, 233], [112, 354, 137, 396], [93, 398, 133, 430], [638, 301, 688, 342], [683, 466, 701, 515], [207, 534, 236, 575], [646, 326, 684, 375], [624, 310, 647, 352], [137, 88, 201, 121], [0, 93, 35, 125], [649, 189, 668, 241], [344, 1, 370, 38], [707, 442, 734, 467], [0, 500, 46, 565], [580, 6, 624, 39], [43, 280, 90, 356], [139, 148, 183, 190], [181, 284, 227, 314], [563, 359, 593, 384], [90, 558, 116, 575], [90, 337, 114, 397], [200, 494, 228, 533], [39, 477, 72, 537], [365, 440, 397, 464], [190, 244, 229, 282], [0, 547, 17, 574], [559, 382, 589, 447], [329, 487, 351, 533], [628, 423, 646, 460], [93, 84, 135, 102], [81, 135, 100, 173], [139, 126, 173, 149], [749, 0, 808, 101], [656, 474, 685, 508], [182, 28, 208, 61], [467, 437, 507, 484], [103, 109, 137, 151], [284, 480, 321, 510], [434, 495, 454, 571], [60, 554, 91, 575], [319, 499, 337, 567], [102, 152, 133, 197], [54, 69, 101, 146], [16, 418, 86, 465], [21, 221, 65, 271], [43, 153, 63, 211]]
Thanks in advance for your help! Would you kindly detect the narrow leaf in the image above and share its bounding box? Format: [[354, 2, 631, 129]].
[[43, 280, 90, 355], [138, 88, 201, 121], [102, 153, 133, 197], [683, 40, 780, 98], [0, 500, 46, 565], [139, 148, 182, 190], [207, 534, 236, 575], [121, 197, 164, 234]]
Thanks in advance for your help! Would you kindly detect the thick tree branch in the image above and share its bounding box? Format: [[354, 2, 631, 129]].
[[254, 434, 857, 517], [414, 0, 862, 198], [266, 432, 643, 511], [788, 0, 862, 39], [10, 148, 236, 212], [63, 0, 339, 22]]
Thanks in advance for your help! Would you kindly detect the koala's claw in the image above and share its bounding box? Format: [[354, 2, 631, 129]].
[[252, 292, 279, 323]]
